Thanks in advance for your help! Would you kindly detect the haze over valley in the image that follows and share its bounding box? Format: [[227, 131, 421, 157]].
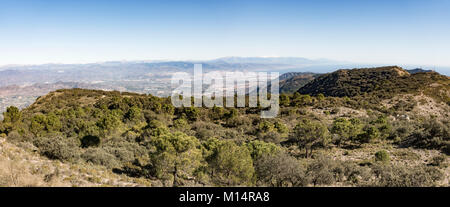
[[0, 57, 445, 115]]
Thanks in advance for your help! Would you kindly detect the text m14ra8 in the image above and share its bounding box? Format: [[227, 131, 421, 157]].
[[223, 192, 270, 202]]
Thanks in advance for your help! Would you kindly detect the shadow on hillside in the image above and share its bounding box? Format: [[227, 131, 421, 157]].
[[112, 161, 155, 179]]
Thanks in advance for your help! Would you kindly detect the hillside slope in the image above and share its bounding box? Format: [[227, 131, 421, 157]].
[[0, 67, 448, 187], [280, 73, 319, 94], [0, 137, 149, 186], [298, 66, 450, 102]]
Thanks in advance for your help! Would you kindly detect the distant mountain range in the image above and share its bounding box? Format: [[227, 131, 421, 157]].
[[0, 58, 446, 87], [0, 57, 337, 87], [279, 72, 320, 94], [211, 56, 341, 65], [406, 68, 434, 74]]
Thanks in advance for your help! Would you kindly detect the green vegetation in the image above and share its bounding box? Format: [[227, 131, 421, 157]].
[[407, 119, 450, 154], [279, 73, 318, 94], [1, 65, 449, 187], [289, 119, 330, 158], [375, 150, 390, 163], [331, 118, 362, 146], [298, 66, 450, 105]]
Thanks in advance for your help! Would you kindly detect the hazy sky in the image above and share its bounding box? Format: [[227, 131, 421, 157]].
[[0, 0, 449, 67]]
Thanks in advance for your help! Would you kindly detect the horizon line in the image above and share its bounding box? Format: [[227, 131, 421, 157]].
[[0, 57, 449, 71]]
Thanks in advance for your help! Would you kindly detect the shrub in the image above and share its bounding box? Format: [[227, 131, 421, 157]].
[[408, 119, 449, 154], [357, 126, 380, 143], [258, 131, 283, 144], [289, 119, 330, 158], [258, 121, 274, 133], [306, 157, 336, 186], [371, 164, 443, 187], [3, 106, 21, 123], [6, 130, 25, 142], [246, 140, 280, 160], [255, 153, 307, 187], [179, 107, 199, 121], [149, 132, 204, 186], [429, 155, 447, 167], [279, 94, 290, 107], [81, 148, 120, 169], [173, 118, 191, 132], [223, 108, 238, 120], [224, 116, 251, 128], [102, 139, 148, 163], [375, 150, 390, 163], [125, 106, 143, 122], [208, 141, 255, 186], [139, 120, 170, 141], [96, 110, 122, 133], [331, 118, 362, 146], [274, 121, 289, 134], [33, 136, 81, 162]]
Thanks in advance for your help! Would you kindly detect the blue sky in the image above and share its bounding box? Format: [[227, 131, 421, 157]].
[[0, 0, 449, 68]]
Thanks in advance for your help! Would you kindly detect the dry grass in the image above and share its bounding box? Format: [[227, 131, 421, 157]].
[[0, 138, 149, 187]]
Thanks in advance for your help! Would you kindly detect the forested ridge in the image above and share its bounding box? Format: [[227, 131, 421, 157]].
[[298, 66, 449, 101]]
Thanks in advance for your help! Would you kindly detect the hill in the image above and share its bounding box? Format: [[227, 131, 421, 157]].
[[279, 72, 319, 94], [279, 72, 312, 81], [0, 69, 448, 186], [0, 82, 125, 117], [297, 66, 450, 102]]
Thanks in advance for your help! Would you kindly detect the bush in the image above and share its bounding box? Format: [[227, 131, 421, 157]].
[[82, 148, 120, 169], [96, 110, 122, 133], [125, 106, 143, 122], [33, 136, 81, 162], [289, 119, 330, 158], [258, 121, 275, 133], [178, 107, 199, 121], [306, 157, 336, 186], [173, 118, 191, 132], [6, 130, 26, 143], [306, 156, 373, 186], [429, 155, 447, 167], [224, 116, 251, 128], [3, 106, 21, 123], [255, 153, 307, 187], [408, 119, 450, 154], [371, 164, 443, 187], [331, 118, 362, 146], [246, 140, 280, 160], [149, 132, 204, 186], [357, 126, 380, 143], [375, 150, 390, 163], [335, 161, 372, 185], [208, 141, 255, 186], [102, 139, 148, 163], [258, 131, 283, 144], [139, 120, 169, 141], [274, 121, 289, 134]]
